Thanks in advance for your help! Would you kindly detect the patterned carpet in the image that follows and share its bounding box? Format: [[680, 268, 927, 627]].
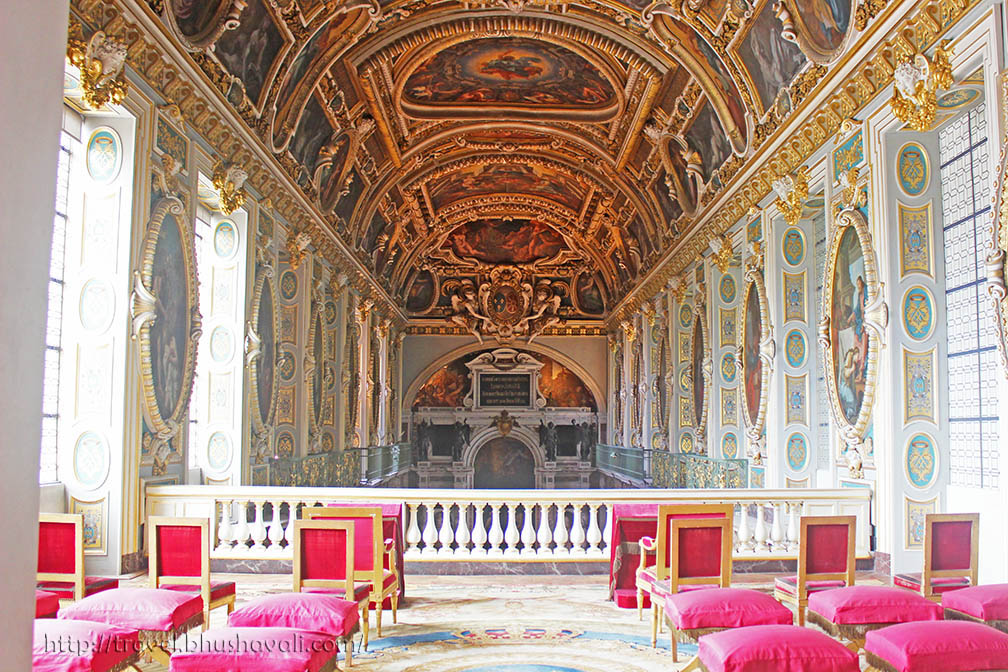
[[126, 574, 699, 671]]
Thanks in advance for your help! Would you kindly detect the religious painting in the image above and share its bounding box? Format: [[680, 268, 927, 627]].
[[278, 19, 338, 104], [679, 25, 748, 149], [740, 276, 770, 433], [652, 169, 684, 225], [405, 270, 437, 313], [736, 0, 808, 114], [473, 437, 535, 489], [413, 359, 471, 408], [428, 162, 585, 212], [443, 219, 567, 265], [334, 167, 365, 230], [212, 0, 284, 105], [316, 131, 356, 214], [575, 271, 606, 315], [170, 0, 224, 38], [252, 270, 277, 428], [690, 312, 708, 433], [539, 355, 596, 409], [165, 0, 247, 50], [310, 310, 324, 428], [781, 0, 853, 63], [685, 99, 732, 182], [400, 38, 620, 121], [289, 95, 335, 176], [830, 226, 868, 425], [363, 211, 387, 258]]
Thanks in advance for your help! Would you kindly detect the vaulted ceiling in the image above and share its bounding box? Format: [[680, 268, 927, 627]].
[[154, 0, 853, 321]]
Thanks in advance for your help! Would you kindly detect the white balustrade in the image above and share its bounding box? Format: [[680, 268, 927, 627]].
[[145, 486, 872, 563]]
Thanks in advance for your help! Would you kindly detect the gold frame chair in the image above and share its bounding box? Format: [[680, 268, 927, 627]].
[[774, 515, 856, 626]]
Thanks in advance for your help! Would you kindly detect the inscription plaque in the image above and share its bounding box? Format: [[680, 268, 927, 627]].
[[479, 373, 532, 407]]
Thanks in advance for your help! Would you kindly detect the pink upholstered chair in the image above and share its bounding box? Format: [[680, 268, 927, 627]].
[[943, 584, 1008, 633], [864, 620, 1008, 672], [634, 503, 734, 631], [774, 515, 856, 625], [293, 517, 373, 649], [693, 625, 860, 672], [894, 512, 979, 601], [33, 619, 141, 672], [148, 516, 236, 630], [37, 513, 118, 601], [35, 590, 60, 618], [303, 505, 400, 640]]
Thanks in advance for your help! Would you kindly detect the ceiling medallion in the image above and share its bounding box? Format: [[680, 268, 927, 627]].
[[890, 41, 953, 132], [67, 28, 129, 110], [447, 267, 562, 344]]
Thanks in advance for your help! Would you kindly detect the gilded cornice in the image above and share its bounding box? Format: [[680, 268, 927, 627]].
[[72, 0, 408, 330], [607, 0, 977, 326]]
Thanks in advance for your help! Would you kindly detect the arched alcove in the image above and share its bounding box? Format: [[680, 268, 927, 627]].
[[472, 437, 535, 489]]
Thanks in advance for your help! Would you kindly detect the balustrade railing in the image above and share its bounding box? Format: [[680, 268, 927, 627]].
[[652, 452, 749, 489], [363, 443, 413, 484], [146, 485, 872, 562], [593, 444, 646, 482]]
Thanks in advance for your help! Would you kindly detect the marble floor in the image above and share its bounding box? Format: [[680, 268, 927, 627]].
[[122, 572, 882, 671]]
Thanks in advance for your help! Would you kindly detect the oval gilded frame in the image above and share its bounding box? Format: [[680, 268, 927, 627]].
[[248, 267, 280, 433], [986, 137, 1008, 377], [307, 298, 326, 437], [819, 207, 887, 445], [736, 268, 773, 445], [690, 300, 711, 440], [134, 196, 200, 439]]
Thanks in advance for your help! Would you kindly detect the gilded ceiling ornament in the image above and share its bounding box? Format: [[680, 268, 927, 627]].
[[708, 234, 733, 274], [212, 161, 248, 215], [772, 168, 809, 227], [67, 28, 129, 110], [286, 230, 313, 270], [667, 275, 687, 303], [838, 165, 867, 210], [890, 41, 953, 132]]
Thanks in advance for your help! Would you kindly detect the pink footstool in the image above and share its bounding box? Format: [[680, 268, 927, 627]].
[[694, 624, 860, 672], [228, 593, 360, 666], [943, 584, 1008, 633], [58, 587, 204, 665], [33, 618, 140, 672], [864, 620, 1008, 671], [663, 588, 793, 663], [168, 627, 340, 672], [36, 590, 60, 619], [806, 585, 942, 650]]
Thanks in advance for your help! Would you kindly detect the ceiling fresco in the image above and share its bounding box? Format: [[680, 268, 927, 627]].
[[135, 0, 865, 329]]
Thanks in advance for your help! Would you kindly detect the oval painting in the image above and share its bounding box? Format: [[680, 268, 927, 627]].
[[255, 275, 276, 424], [312, 311, 324, 422], [171, 0, 224, 38], [692, 315, 705, 426], [149, 209, 190, 421], [405, 270, 437, 313], [657, 335, 669, 426], [742, 282, 763, 427], [830, 226, 869, 425]]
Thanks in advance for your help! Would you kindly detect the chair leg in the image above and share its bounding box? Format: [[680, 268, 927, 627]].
[[361, 606, 370, 651], [651, 603, 659, 647], [391, 592, 399, 624], [680, 655, 703, 671], [797, 605, 805, 627], [344, 637, 353, 668], [637, 587, 644, 621], [376, 598, 383, 638], [202, 606, 210, 632], [671, 626, 679, 663]]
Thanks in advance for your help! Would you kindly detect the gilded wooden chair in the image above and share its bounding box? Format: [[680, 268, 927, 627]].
[[37, 513, 118, 602], [895, 513, 979, 601], [774, 515, 856, 625], [148, 515, 236, 630]]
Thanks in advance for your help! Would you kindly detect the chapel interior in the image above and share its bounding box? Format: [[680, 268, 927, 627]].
[[3, 0, 1008, 669]]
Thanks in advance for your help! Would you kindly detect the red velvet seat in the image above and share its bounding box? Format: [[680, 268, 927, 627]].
[[895, 513, 978, 602], [168, 627, 340, 672], [942, 584, 1008, 633], [33, 618, 140, 672], [806, 585, 943, 651], [773, 515, 857, 626], [37, 514, 119, 602], [36, 590, 60, 619], [696, 624, 860, 672], [665, 588, 793, 630], [58, 587, 205, 666], [864, 620, 1008, 672], [148, 516, 237, 630]]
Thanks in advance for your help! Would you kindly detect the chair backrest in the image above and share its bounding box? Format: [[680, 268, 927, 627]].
[[654, 504, 735, 582], [798, 515, 856, 597], [293, 518, 355, 598], [668, 518, 733, 592], [148, 516, 211, 600], [302, 506, 383, 588], [37, 513, 85, 600], [925, 513, 978, 591]]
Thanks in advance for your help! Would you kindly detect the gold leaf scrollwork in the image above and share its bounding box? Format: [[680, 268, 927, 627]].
[[772, 168, 809, 227], [709, 234, 733, 273], [890, 40, 953, 132], [212, 161, 248, 216], [67, 28, 130, 110]]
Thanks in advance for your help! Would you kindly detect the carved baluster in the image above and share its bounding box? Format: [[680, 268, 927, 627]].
[[472, 502, 489, 556], [267, 500, 284, 554], [421, 502, 438, 556], [233, 500, 251, 554], [770, 502, 784, 553], [488, 502, 504, 557], [503, 503, 520, 557], [283, 501, 300, 551], [570, 503, 586, 556], [786, 502, 801, 551], [753, 502, 769, 553], [553, 503, 569, 556], [520, 504, 536, 557], [586, 503, 603, 556], [251, 501, 267, 552], [454, 503, 471, 556], [438, 503, 455, 556], [737, 501, 752, 552], [602, 504, 613, 555], [536, 504, 553, 556], [405, 502, 422, 556], [216, 499, 234, 551]]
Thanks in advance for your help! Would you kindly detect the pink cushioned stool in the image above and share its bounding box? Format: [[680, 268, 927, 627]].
[[864, 620, 1008, 672], [228, 593, 360, 666], [943, 584, 1008, 633], [58, 587, 204, 665], [806, 585, 942, 651], [168, 626, 340, 672], [33, 618, 140, 672], [693, 624, 860, 672], [37, 590, 60, 619]]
